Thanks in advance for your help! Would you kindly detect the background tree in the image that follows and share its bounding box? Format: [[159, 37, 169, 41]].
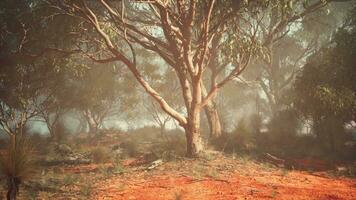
[[294, 6, 356, 156], [198, 0, 349, 139], [241, 0, 352, 118], [0, 0, 84, 138], [0, 63, 39, 138], [142, 69, 183, 137], [63, 61, 138, 135]]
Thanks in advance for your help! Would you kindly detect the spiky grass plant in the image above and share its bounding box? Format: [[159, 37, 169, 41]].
[[0, 136, 33, 200]]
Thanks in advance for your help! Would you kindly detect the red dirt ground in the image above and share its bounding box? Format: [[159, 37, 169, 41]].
[[92, 154, 356, 200]]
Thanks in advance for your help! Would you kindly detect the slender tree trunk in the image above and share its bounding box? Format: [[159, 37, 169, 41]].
[[88, 121, 98, 134], [77, 115, 87, 133], [204, 102, 222, 138], [201, 80, 222, 139], [48, 127, 56, 141], [160, 120, 167, 138], [84, 111, 99, 135], [203, 35, 224, 139]]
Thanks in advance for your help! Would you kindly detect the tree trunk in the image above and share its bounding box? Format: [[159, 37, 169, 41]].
[[83, 110, 100, 135], [185, 127, 203, 157], [201, 78, 222, 139], [185, 108, 203, 157], [204, 102, 222, 139], [88, 121, 98, 134], [7, 177, 20, 200], [86, 114, 98, 135]]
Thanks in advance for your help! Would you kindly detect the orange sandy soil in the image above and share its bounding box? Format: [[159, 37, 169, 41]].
[[91, 154, 356, 200]]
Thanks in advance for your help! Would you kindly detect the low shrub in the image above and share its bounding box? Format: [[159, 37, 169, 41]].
[[149, 133, 186, 160], [211, 119, 257, 154], [29, 133, 50, 155], [119, 140, 140, 158], [91, 147, 111, 163]]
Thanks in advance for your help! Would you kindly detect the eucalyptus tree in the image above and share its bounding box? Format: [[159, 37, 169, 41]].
[[44, 0, 269, 156], [0, 0, 47, 139], [0, 65, 39, 139], [0, 0, 85, 138], [60, 61, 138, 135]]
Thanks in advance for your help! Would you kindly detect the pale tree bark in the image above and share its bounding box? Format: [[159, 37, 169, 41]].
[[204, 102, 222, 138], [83, 109, 103, 135], [202, 35, 224, 139], [201, 80, 222, 139]]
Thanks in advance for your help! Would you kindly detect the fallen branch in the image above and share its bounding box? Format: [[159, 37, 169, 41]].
[[263, 153, 285, 167]]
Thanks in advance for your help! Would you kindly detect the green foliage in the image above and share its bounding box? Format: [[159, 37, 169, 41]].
[[255, 108, 346, 159], [267, 110, 300, 143], [294, 6, 356, 156], [112, 162, 126, 175], [295, 6, 356, 121]]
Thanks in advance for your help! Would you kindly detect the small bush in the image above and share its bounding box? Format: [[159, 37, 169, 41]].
[[119, 140, 140, 157], [149, 133, 186, 161], [212, 119, 257, 154], [112, 162, 126, 175], [91, 147, 111, 163]]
